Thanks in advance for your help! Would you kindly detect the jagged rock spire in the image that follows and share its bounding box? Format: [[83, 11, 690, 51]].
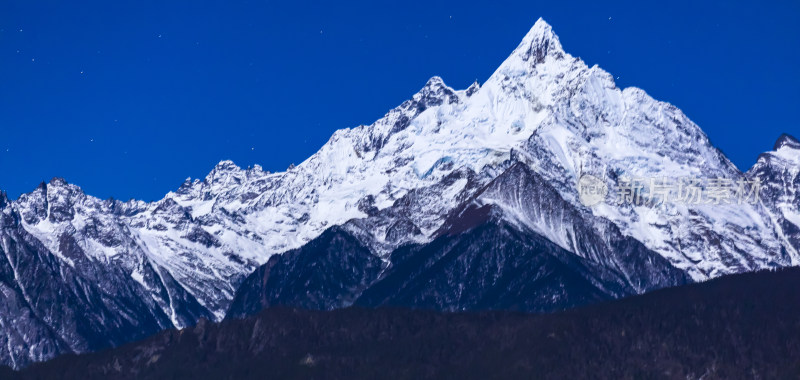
[[515, 18, 564, 64]]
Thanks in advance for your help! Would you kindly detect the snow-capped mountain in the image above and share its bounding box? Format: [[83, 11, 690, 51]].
[[0, 18, 797, 369], [229, 19, 796, 313]]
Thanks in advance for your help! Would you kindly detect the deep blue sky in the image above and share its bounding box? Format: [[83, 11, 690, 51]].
[[1, 0, 798, 201]]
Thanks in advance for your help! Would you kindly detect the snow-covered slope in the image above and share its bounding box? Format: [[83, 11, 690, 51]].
[[479, 20, 792, 279], [746, 134, 800, 258], [1, 18, 797, 369]]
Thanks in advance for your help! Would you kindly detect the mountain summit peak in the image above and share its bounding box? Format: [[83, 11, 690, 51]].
[[525, 18, 557, 40], [424, 76, 446, 88], [211, 160, 240, 173], [774, 133, 800, 151], [515, 18, 564, 64]]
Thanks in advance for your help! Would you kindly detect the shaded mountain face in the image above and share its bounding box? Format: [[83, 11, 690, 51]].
[[228, 226, 384, 316], [354, 214, 623, 313], [12, 268, 800, 380], [0, 190, 212, 369], [230, 163, 691, 316], [0, 18, 798, 368], [746, 134, 800, 258], [229, 206, 623, 317]]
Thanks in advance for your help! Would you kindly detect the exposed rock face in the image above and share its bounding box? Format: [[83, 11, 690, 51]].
[[228, 226, 384, 316], [0, 189, 211, 369]]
